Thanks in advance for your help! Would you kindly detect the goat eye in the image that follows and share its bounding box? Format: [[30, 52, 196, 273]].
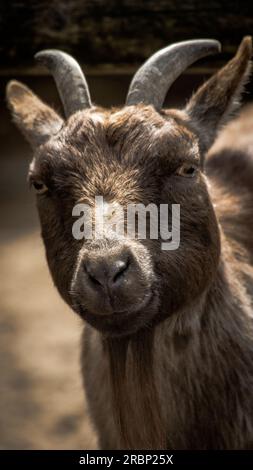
[[176, 164, 198, 178], [32, 180, 48, 194]]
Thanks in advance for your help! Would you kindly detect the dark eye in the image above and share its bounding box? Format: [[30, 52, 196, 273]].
[[176, 164, 198, 178], [32, 180, 48, 194]]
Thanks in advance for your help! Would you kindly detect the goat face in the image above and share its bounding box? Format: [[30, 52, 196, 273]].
[[29, 105, 220, 335], [6, 38, 252, 336]]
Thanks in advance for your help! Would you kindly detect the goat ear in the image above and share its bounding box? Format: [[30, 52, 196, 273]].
[[6, 80, 63, 148], [185, 37, 252, 151]]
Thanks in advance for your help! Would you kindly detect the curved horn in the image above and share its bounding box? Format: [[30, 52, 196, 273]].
[[126, 39, 221, 110], [35, 49, 92, 117]]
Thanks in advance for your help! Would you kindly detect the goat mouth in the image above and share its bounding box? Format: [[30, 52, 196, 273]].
[[110, 292, 153, 316], [73, 291, 159, 337]]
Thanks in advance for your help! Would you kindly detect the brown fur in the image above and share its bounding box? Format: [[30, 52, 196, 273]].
[[6, 37, 253, 449]]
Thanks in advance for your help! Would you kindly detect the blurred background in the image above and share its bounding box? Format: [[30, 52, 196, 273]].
[[0, 0, 253, 449]]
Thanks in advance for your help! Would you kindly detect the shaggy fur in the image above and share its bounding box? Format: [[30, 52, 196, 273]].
[[6, 37, 253, 449]]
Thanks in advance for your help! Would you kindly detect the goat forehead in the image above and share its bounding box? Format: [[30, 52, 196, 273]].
[[64, 106, 197, 153], [40, 107, 199, 184]]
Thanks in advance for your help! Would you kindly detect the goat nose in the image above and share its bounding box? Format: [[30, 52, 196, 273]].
[[84, 256, 129, 290]]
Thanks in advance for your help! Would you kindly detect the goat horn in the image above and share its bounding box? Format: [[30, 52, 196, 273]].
[[35, 49, 92, 117], [126, 39, 221, 110]]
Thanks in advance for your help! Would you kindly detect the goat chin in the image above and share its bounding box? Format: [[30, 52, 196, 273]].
[[71, 290, 160, 337]]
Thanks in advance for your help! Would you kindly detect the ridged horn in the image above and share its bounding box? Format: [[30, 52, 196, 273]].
[[126, 39, 221, 110], [35, 49, 92, 117]]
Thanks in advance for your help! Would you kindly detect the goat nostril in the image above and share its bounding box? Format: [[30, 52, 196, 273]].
[[89, 273, 102, 286], [112, 259, 130, 284], [83, 263, 102, 287]]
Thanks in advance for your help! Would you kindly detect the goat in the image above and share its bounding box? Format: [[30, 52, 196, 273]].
[[6, 37, 253, 449]]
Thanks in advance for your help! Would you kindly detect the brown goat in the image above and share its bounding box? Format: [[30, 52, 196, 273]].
[[6, 37, 253, 449]]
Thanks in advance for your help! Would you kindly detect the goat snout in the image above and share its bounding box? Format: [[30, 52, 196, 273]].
[[71, 241, 158, 333], [84, 255, 130, 291], [72, 242, 155, 318], [80, 248, 137, 314]]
